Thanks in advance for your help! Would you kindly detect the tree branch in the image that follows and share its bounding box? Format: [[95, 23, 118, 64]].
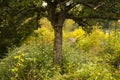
[[66, 12, 120, 21], [74, 0, 105, 10]]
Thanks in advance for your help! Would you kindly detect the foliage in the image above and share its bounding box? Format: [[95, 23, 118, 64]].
[[0, 0, 43, 57], [1, 0, 120, 58], [0, 26, 120, 79], [23, 27, 54, 45], [0, 43, 53, 80]]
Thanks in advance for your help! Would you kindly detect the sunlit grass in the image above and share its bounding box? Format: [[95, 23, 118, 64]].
[[0, 27, 120, 80]]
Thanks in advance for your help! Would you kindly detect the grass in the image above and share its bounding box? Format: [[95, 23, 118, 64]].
[[0, 27, 120, 80]]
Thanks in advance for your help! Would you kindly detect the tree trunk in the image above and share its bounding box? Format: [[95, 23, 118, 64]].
[[53, 26, 62, 66]]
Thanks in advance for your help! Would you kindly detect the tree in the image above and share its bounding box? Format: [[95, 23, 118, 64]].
[[0, 0, 120, 65]]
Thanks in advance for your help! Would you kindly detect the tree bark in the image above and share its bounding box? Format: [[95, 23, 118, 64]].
[[53, 26, 63, 66], [46, 1, 66, 66]]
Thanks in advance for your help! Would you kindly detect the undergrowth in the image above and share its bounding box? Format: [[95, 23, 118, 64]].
[[0, 27, 120, 80]]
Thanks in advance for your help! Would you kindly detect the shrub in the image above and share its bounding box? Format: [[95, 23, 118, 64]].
[[0, 43, 54, 80], [0, 27, 120, 80]]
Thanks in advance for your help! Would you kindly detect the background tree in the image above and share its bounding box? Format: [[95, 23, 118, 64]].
[[0, 0, 120, 65]]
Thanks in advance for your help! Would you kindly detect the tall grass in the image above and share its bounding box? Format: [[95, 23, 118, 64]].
[[0, 27, 120, 80]]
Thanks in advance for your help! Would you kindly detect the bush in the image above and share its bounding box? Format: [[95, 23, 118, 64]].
[[0, 43, 54, 80], [0, 27, 120, 80]]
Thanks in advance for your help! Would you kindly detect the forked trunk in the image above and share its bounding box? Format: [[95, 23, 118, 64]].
[[53, 26, 62, 66]]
